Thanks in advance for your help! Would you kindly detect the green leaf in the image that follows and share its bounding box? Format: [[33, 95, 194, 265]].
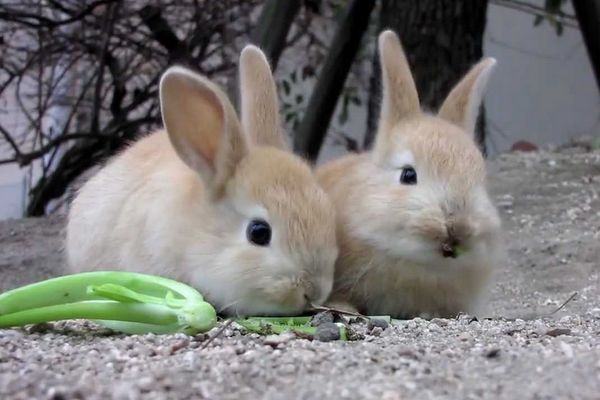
[[282, 79, 290, 96]]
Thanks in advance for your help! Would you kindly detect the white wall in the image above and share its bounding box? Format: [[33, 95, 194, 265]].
[[484, 2, 599, 153]]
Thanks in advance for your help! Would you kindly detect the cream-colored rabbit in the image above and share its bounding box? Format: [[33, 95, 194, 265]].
[[67, 46, 338, 316], [318, 31, 502, 318]]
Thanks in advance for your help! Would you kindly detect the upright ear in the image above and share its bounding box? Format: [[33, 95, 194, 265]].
[[377, 30, 420, 135], [438, 58, 496, 135], [239, 45, 287, 150], [160, 66, 248, 196]]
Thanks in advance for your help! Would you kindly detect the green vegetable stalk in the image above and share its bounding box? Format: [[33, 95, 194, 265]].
[[236, 316, 348, 340], [0, 271, 217, 335]]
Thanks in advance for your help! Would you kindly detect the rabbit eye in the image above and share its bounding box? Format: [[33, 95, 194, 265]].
[[246, 219, 271, 246], [400, 167, 417, 185]]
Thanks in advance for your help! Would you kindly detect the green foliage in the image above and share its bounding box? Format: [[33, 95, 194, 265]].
[[534, 0, 570, 36]]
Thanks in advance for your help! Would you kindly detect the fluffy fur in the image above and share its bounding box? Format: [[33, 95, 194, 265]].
[[67, 46, 338, 316], [317, 31, 502, 318]]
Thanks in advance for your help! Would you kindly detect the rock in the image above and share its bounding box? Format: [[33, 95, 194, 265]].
[[169, 338, 190, 354], [369, 327, 383, 337], [430, 318, 449, 327], [26, 322, 54, 334], [310, 311, 335, 326], [315, 323, 341, 342], [263, 332, 295, 347], [511, 140, 538, 152], [367, 318, 389, 331], [545, 328, 571, 337], [485, 348, 501, 358]]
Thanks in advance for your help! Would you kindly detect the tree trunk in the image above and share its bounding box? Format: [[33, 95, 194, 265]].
[[572, 0, 600, 91], [294, 0, 376, 161], [251, 0, 301, 70], [364, 0, 489, 154]]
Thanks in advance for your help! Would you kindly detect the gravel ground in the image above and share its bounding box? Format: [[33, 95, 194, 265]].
[[1, 144, 600, 400]]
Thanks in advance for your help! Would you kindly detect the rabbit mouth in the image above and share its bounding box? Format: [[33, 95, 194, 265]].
[[440, 242, 458, 258]]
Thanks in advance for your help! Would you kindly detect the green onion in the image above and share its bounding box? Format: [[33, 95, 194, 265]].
[[235, 316, 348, 340], [0, 271, 217, 335]]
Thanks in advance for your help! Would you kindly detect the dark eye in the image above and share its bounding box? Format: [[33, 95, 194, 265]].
[[400, 167, 417, 185], [246, 219, 271, 246]]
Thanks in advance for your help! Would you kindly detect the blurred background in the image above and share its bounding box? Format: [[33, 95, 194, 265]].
[[0, 0, 598, 220]]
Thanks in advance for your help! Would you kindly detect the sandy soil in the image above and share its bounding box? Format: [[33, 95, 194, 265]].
[[1, 144, 599, 399]]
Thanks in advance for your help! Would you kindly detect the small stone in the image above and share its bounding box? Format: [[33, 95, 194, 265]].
[[136, 376, 154, 391], [26, 322, 53, 334], [485, 348, 501, 358], [279, 363, 296, 374], [46, 387, 66, 400], [369, 327, 383, 336], [367, 318, 389, 331], [382, 391, 402, 400], [345, 326, 365, 341], [310, 311, 335, 326], [431, 318, 449, 327], [511, 140, 538, 152], [315, 323, 341, 342], [263, 332, 295, 347], [545, 328, 571, 337], [458, 332, 471, 341], [560, 341, 574, 358], [169, 339, 190, 354]]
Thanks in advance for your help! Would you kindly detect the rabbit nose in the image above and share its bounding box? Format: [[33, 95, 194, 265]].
[[441, 241, 458, 258], [440, 225, 461, 258]]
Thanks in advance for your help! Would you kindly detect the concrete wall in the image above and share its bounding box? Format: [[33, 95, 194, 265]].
[[484, 2, 599, 153]]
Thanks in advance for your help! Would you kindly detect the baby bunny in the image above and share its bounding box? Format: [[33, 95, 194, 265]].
[[317, 31, 502, 318], [67, 46, 338, 316]]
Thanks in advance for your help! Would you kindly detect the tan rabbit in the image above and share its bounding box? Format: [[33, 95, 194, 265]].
[[317, 31, 502, 318], [67, 46, 338, 316]]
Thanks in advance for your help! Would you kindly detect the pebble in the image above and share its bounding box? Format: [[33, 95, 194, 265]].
[[263, 332, 295, 347], [369, 327, 383, 337], [458, 332, 471, 341], [367, 318, 389, 331], [485, 348, 501, 358], [279, 363, 296, 375], [545, 328, 571, 337], [310, 311, 335, 326], [559, 341, 574, 358], [315, 323, 341, 342], [430, 318, 449, 327]]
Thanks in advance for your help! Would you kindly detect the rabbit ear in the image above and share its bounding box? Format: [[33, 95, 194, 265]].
[[378, 30, 420, 134], [239, 45, 287, 150], [438, 58, 496, 136], [160, 66, 248, 196]]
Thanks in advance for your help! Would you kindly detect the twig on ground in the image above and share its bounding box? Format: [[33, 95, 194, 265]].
[[309, 304, 368, 320], [546, 292, 578, 316], [200, 319, 234, 350]]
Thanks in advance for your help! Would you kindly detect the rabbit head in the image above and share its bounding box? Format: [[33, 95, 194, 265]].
[[160, 46, 337, 316], [340, 30, 501, 269]]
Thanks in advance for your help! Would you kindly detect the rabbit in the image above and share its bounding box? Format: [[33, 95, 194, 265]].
[[317, 31, 503, 318], [66, 45, 338, 317]]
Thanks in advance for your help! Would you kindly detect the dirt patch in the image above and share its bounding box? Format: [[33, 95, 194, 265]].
[[1, 145, 599, 399]]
